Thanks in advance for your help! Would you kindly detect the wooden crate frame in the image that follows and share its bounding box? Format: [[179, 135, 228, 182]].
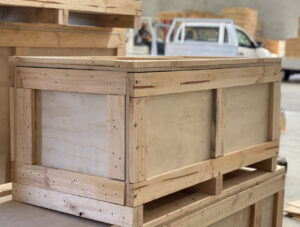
[[11, 56, 282, 226], [0, 0, 142, 28], [0, 24, 126, 184]]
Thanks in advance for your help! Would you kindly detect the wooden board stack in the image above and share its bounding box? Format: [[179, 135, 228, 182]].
[[10, 56, 284, 226], [223, 8, 258, 38], [0, 0, 142, 185]]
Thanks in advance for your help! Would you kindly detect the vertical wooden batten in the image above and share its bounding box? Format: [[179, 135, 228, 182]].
[[107, 95, 126, 180], [15, 88, 35, 164]]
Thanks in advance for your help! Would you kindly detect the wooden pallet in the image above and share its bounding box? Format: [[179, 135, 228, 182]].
[[12, 167, 285, 227], [10, 56, 282, 226], [0, 0, 142, 28]]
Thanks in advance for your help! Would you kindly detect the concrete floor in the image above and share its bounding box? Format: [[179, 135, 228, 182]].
[[280, 75, 300, 226]]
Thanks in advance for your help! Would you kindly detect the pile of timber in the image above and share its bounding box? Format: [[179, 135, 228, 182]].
[[10, 56, 284, 226], [183, 10, 223, 18], [285, 17, 300, 57], [285, 200, 300, 222], [286, 38, 300, 58], [0, 0, 142, 187], [223, 8, 258, 37]]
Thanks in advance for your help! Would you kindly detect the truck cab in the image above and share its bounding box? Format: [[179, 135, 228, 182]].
[[151, 18, 273, 58]]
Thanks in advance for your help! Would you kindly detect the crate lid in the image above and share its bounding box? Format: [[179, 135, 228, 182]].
[[11, 56, 282, 72]]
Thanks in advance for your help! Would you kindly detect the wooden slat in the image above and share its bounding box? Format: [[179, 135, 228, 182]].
[[0, 0, 142, 16], [107, 95, 125, 180], [129, 141, 279, 207], [11, 56, 281, 72], [250, 201, 262, 227], [129, 98, 147, 183], [0, 182, 12, 197], [161, 174, 285, 227], [273, 190, 284, 227], [269, 82, 281, 140], [12, 183, 135, 227], [9, 87, 14, 162], [212, 88, 225, 158], [15, 88, 35, 164], [129, 65, 281, 97], [15, 67, 127, 95], [0, 28, 126, 48], [14, 164, 125, 205], [143, 167, 285, 226]]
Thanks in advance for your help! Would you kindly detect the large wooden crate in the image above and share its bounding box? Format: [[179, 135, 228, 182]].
[[0, 0, 142, 28], [0, 24, 126, 184], [11, 56, 281, 226]]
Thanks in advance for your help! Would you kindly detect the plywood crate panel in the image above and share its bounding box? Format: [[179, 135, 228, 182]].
[[286, 38, 300, 58], [0, 0, 142, 28], [11, 56, 282, 225]]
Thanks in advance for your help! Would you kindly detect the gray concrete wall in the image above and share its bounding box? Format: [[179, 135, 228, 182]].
[[143, 0, 300, 40]]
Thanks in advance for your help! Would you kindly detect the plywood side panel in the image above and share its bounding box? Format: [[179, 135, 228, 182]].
[[0, 47, 13, 184], [224, 84, 270, 154], [209, 207, 251, 227], [146, 91, 213, 178], [36, 90, 108, 177], [261, 195, 275, 227]]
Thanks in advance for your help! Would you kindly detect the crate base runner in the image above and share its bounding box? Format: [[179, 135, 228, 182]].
[[13, 167, 285, 227]]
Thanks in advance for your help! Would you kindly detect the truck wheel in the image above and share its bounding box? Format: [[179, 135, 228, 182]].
[[283, 70, 290, 81]]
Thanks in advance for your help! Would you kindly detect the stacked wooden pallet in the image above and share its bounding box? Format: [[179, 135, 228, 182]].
[[0, 0, 142, 185], [285, 18, 300, 57], [10, 56, 283, 226], [223, 8, 258, 37], [286, 38, 300, 57]]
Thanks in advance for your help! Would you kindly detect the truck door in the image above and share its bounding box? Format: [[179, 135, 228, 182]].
[[236, 29, 256, 57]]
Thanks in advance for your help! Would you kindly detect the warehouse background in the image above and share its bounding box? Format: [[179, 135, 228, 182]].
[[143, 0, 300, 40]]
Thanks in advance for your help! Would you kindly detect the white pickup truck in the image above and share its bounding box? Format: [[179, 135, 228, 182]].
[[151, 18, 273, 58]]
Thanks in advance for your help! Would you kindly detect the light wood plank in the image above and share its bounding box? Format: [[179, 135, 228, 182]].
[[9, 87, 14, 162], [15, 67, 127, 95], [269, 82, 281, 140], [0, 0, 142, 16], [0, 182, 12, 197], [14, 164, 125, 205], [15, 88, 35, 164], [0, 28, 126, 48], [107, 95, 125, 180], [129, 65, 281, 97], [12, 183, 134, 227], [212, 88, 225, 158], [129, 98, 147, 183], [250, 201, 262, 227], [129, 141, 279, 206], [162, 174, 285, 227], [273, 190, 284, 227], [251, 157, 277, 172]]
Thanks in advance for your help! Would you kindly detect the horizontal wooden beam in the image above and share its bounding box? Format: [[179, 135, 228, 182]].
[[0, 28, 126, 48], [14, 164, 125, 205], [0, 182, 12, 197], [15, 67, 127, 95], [129, 65, 281, 97], [0, 0, 142, 16], [13, 183, 134, 227], [129, 141, 279, 206]]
